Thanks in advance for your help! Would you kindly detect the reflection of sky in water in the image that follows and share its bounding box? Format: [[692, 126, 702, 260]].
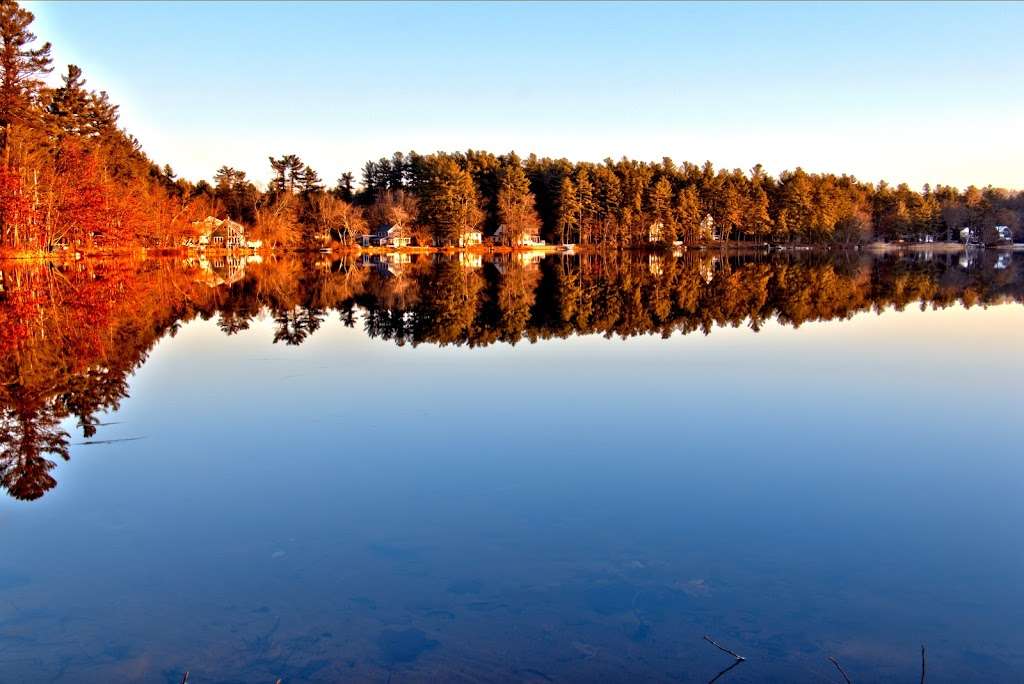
[[2, 303, 1023, 681]]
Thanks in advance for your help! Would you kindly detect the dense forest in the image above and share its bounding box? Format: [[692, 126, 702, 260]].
[[1, 0, 1022, 255], [2, 249, 1021, 500]]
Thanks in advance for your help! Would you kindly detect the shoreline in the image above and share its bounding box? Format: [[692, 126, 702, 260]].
[[2, 240, 1018, 263]]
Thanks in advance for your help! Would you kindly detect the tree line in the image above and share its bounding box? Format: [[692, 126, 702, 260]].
[[1, 0, 1022, 254], [204, 150, 1024, 251]]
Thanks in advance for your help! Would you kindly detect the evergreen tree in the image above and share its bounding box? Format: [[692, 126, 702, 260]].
[[269, 154, 304, 194], [297, 164, 322, 194], [0, 0, 51, 148], [495, 155, 540, 245], [556, 176, 580, 245], [47, 64, 88, 137], [335, 171, 355, 201], [415, 155, 481, 245], [575, 167, 596, 244], [674, 186, 701, 243], [648, 176, 675, 243]]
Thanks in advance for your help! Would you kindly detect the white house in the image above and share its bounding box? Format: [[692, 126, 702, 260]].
[[432, 230, 483, 247], [493, 224, 545, 247], [458, 229, 483, 247], [360, 224, 412, 248], [699, 214, 719, 241], [959, 227, 976, 244], [647, 221, 664, 243], [187, 217, 247, 249], [995, 225, 1013, 243]]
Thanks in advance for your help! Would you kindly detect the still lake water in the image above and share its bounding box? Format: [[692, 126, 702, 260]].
[[1, 250, 1023, 682]]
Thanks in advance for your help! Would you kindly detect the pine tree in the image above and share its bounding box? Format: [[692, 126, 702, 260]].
[[416, 155, 481, 246], [297, 164, 322, 194], [495, 156, 540, 245], [556, 176, 580, 245], [648, 176, 674, 242], [48, 64, 89, 137], [674, 186, 701, 243], [574, 168, 596, 244], [269, 154, 304, 194], [335, 171, 355, 201], [746, 182, 772, 243], [0, 0, 51, 148]]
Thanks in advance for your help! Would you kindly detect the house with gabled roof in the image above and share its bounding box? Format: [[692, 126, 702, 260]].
[[493, 224, 545, 247], [360, 223, 412, 248], [186, 216, 249, 249]]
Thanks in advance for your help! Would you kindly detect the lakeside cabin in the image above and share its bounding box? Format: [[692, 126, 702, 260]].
[[962, 225, 1015, 246], [699, 214, 720, 241], [492, 225, 545, 247], [650, 216, 719, 243], [360, 224, 412, 248], [434, 229, 484, 247], [459, 229, 484, 247], [185, 217, 260, 249]]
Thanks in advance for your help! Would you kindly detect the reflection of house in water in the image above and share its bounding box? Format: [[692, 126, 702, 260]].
[[914, 249, 935, 262], [458, 252, 483, 268], [187, 254, 261, 287], [515, 251, 543, 267], [995, 252, 1011, 270], [359, 252, 412, 277], [493, 252, 543, 274], [359, 224, 412, 248], [648, 254, 663, 276], [697, 254, 722, 284], [959, 249, 978, 270]]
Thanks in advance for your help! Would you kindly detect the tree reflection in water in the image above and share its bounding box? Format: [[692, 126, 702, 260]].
[[0, 249, 1020, 500]]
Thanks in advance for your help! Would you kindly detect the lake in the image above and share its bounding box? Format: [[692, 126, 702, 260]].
[[1, 249, 1022, 682]]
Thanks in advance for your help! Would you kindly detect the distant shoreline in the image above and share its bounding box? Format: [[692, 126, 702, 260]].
[[3, 240, 1017, 263]]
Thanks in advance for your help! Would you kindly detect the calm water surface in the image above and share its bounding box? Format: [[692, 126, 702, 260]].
[[1, 250, 1022, 682]]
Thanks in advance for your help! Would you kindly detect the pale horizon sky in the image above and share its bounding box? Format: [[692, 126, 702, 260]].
[[27, 1, 1024, 191]]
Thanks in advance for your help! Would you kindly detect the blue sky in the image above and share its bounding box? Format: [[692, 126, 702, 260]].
[[27, 1, 1024, 190]]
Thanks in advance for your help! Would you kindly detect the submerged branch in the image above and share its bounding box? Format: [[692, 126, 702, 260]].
[[707, 657, 744, 684], [703, 635, 745, 661], [829, 656, 853, 684], [74, 436, 146, 446]]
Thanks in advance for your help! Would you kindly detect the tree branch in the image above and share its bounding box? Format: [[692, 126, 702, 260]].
[[708, 657, 744, 684], [828, 656, 852, 684], [703, 635, 745, 661]]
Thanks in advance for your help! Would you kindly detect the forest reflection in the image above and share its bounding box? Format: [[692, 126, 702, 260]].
[[1, 248, 1021, 501]]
